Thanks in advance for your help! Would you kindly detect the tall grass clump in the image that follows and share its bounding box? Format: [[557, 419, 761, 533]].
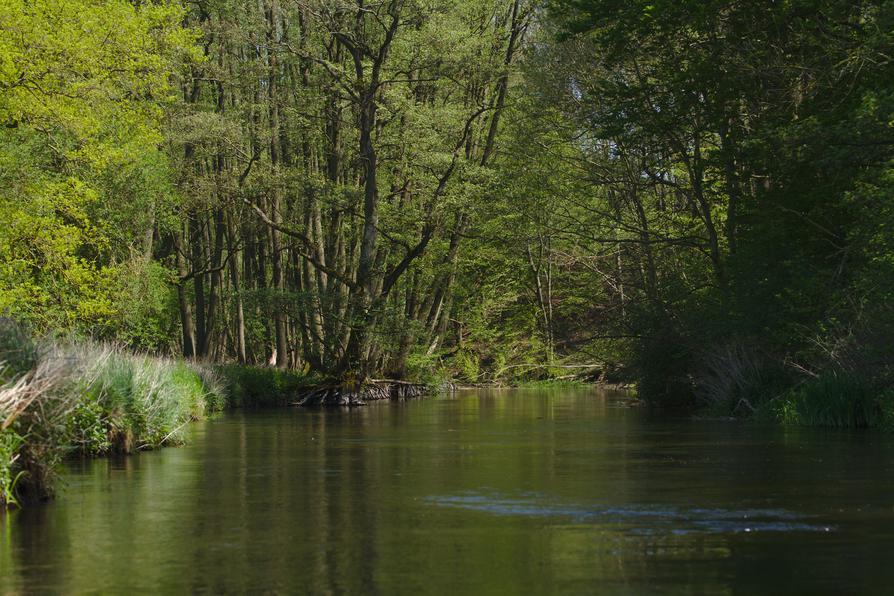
[[0, 332, 78, 503], [0, 318, 227, 507], [0, 427, 25, 508], [76, 349, 214, 453], [771, 314, 894, 429], [778, 372, 894, 429], [694, 339, 788, 416]]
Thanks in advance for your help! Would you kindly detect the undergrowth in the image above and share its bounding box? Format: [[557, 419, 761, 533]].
[[214, 364, 318, 407]]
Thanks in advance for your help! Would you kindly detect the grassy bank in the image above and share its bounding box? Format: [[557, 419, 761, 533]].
[[769, 373, 894, 430], [0, 320, 312, 508], [214, 364, 318, 408], [693, 344, 894, 430]]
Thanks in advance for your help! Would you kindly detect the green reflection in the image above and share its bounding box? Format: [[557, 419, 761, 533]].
[[2, 388, 894, 594]]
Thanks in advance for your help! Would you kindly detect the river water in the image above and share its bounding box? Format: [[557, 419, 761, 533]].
[[3, 387, 894, 593]]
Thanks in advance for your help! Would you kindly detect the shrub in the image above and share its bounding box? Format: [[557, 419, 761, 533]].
[[453, 350, 481, 384], [214, 364, 313, 408], [404, 350, 451, 388]]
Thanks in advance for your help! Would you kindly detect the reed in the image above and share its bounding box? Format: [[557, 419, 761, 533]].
[[0, 319, 228, 506], [778, 372, 894, 429]]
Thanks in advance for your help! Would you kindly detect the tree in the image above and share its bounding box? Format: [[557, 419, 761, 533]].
[[0, 0, 195, 347]]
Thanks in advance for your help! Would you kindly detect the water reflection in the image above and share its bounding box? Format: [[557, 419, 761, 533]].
[[1, 387, 894, 594]]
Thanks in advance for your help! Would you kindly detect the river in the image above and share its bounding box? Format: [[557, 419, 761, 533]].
[[2, 387, 894, 593]]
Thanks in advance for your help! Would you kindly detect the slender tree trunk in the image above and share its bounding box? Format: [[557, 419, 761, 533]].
[[190, 216, 207, 357], [265, 0, 288, 367], [174, 229, 196, 358], [226, 211, 247, 364]]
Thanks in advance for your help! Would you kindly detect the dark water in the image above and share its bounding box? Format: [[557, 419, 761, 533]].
[[3, 388, 894, 594]]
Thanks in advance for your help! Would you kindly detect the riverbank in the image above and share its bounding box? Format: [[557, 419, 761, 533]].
[[0, 328, 209, 506], [0, 319, 318, 508], [4, 317, 891, 509], [0, 332, 598, 506]]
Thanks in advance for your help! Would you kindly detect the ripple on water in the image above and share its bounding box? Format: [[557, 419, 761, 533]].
[[425, 492, 835, 535]]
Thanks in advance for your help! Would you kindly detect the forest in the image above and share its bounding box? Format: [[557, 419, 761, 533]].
[[2, 0, 894, 417], [5, 3, 894, 590]]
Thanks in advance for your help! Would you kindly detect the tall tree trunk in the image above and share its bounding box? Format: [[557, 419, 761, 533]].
[[265, 0, 289, 367]]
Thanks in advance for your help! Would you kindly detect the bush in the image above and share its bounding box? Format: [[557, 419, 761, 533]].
[[404, 350, 451, 388], [214, 364, 313, 408], [453, 350, 481, 384]]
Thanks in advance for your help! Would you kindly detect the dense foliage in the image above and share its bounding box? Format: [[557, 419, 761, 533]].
[[525, 0, 894, 414], [0, 0, 195, 345], [2, 0, 894, 420]]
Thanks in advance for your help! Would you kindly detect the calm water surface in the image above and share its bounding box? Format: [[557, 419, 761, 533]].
[[3, 388, 894, 594]]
